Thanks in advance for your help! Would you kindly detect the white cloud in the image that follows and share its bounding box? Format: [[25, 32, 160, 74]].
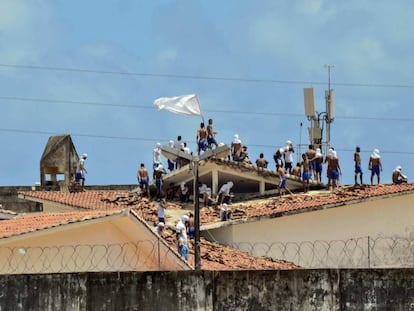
[[296, 0, 324, 15], [0, 0, 55, 66], [157, 48, 178, 63]]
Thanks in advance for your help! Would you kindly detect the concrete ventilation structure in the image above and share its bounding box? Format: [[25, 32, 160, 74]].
[[40, 135, 79, 190]]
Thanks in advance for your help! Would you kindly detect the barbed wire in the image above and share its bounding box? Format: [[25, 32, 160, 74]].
[[0, 241, 185, 275], [228, 236, 414, 268], [1, 236, 413, 274]]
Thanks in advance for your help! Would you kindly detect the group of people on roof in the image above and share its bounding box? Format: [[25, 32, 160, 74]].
[[354, 146, 407, 186], [272, 142, 409, 194], [142, 119, 410, 207]]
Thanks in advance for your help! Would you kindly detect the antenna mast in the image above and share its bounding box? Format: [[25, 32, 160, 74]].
[[302, 65, 336, 156]]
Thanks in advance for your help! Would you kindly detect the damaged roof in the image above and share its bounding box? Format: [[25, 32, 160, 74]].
[[19, 183, 414, 228]]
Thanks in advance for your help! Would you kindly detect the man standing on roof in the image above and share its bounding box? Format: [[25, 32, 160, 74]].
[[284, 140, 294, 174], [313, 148, 324, 183], [76, 153, 88, 190], [329, 150, 341, 188], [256, 153, 269, 169], [301, 153, 311, 193], [167, 140, 175, 172], [354, 146, 363, 185], [368, 148, 382, 185], [196, 122, 208, 155], [137, 163, 150, 197], [392, 166, 408, 184], [176, 215, 189, 260], [153, 143, 162, 178], [231, 134, 242, 161], [206, 118, 218, 150], [273, 148, 284, 171], [154, 164, 167, 195], [325, 148, 334, 187], [157, 196, 166, 224], [174, 136, 183, 169], [277, 165, 287, 195], [306, 145, 316, 180]]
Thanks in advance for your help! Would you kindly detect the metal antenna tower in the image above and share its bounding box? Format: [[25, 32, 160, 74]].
[[302, 65, 336, 156]]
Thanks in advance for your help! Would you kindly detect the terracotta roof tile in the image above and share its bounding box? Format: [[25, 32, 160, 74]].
[[20, 183, 414, 227], [17, 183, 414, 270], [19, 191, 182, 223], [0, 210, 123, 239], [200, 183, 414, 225]]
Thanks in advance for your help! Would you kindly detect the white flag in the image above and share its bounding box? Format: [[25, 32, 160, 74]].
[[154, 94, 202, 116]]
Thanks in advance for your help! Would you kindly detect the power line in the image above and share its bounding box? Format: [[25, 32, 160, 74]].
[[1, 63, 414, 89], [1, 95, 414, 122], [1, 127, 414, 156]]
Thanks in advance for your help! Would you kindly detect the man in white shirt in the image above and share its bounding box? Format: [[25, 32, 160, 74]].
[[198, 183, 211, 207], [153, 143, 161, 178], [284, 140, 294, 174], [218, 181, 234, 205], [76, 153, 88, 190]]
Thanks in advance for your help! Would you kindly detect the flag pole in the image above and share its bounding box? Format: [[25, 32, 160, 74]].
[[195, 95, 204, 124]]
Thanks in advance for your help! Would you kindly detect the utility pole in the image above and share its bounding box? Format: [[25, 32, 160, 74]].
[[161, 145, 230, 269], [324, 64, 335, 151]]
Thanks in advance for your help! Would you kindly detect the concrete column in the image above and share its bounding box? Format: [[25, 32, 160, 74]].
[[212, 170, 219, 194], [259, 181, 265, 195]]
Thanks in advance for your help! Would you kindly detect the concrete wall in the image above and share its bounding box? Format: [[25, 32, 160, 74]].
[[1, 269, 414, 310], [0, 186, 41, 213], [204, 193, 414, 268]]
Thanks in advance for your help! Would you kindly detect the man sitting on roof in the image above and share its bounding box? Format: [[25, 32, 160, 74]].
[[392, 166, 408, 184], [220, 203, 232, 221]]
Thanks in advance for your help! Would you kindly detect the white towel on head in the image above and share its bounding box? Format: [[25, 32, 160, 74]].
[[315, 148, 322, 157], [371, 149, 380, 159]]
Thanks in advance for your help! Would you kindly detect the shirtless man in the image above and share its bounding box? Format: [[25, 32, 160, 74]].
[[306, 145, 316, 180], [392, 166, 408, 184], [196, 122, 208, 155], [301, 153, 311, 193], [313, 148, 324, 183], [231, 134, 242, 161], [188, 214, 195, 240], [291, 163, 302, 178], [206, 118, 217, 149], [328, 151, 341, 188], [137, 163, 150, 197], [325, 148, 334, 187], [277, 166, 291, 195], [154, 164, 167, 195], [368, 149, 382, 185], [354, 146, 363, 185], [255, 153, 269, 169]]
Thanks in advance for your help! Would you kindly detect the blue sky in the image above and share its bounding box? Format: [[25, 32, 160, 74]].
[[1, 0, 413, 187]]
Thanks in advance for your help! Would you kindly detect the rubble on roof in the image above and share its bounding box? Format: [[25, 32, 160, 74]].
[[161, 226, 298, 270]]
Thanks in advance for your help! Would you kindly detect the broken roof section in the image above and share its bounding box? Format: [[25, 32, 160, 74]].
[[40, 134, 79, 189], [17, 191, 299, 270], [162, 157, 323, 196]]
